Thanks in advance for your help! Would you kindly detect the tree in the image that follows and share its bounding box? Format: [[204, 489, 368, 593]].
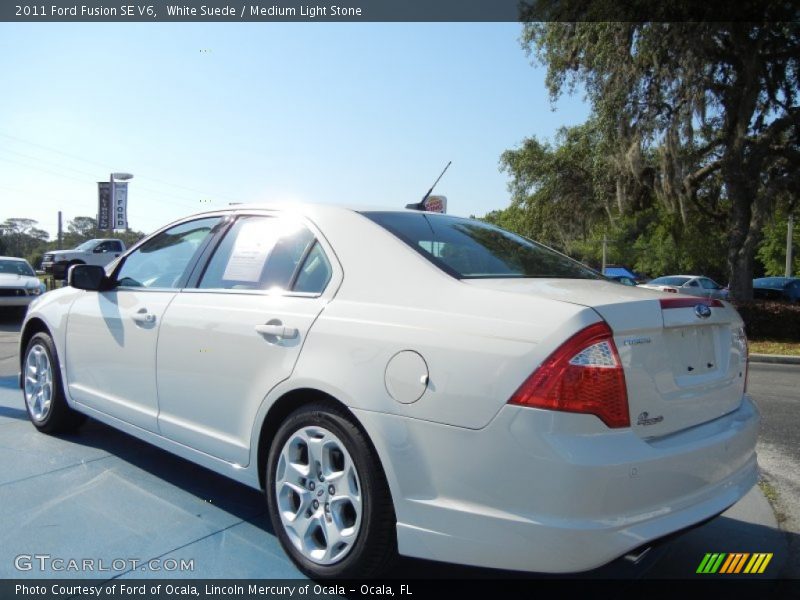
[[0, 218, 49, 259], [757, 207, 800, 276], [521, 19, 800, 299], [63, 216, 98, 249], [67, 216, 98, 237], [499, 121, 615, 248]]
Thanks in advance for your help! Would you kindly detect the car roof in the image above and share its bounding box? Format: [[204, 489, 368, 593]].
[[0, 256, 29, 262], [195, 202, 460, 218]]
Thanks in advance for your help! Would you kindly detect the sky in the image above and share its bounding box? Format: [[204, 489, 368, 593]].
[[0, 22, 589, 238]]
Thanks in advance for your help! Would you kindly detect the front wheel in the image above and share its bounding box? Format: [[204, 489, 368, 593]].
[[23, 332, 85, 433], [266, 403, 396, 578]]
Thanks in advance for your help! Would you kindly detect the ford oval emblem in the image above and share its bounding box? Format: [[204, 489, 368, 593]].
[[695, 303, 712, 319]]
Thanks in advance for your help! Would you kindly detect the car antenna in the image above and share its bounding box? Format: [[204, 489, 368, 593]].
[[406, 161, 451, 210]]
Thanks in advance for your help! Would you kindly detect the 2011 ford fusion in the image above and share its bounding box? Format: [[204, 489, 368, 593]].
[[18, 204, 758, 578]]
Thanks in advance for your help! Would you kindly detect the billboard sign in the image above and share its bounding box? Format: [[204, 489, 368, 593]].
[[112, 181, 128, 230], [97, 182, 112, 230]]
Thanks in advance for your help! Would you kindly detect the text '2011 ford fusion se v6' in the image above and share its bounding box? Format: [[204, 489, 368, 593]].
[[18, 203, 758, 578]]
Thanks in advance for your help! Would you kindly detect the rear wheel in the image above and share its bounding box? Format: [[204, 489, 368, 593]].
[[23, 332, 85, 433], [266, 403, 396, 578]]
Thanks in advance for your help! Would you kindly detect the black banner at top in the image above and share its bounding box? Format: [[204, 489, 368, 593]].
[[2, 0, 799, 22]]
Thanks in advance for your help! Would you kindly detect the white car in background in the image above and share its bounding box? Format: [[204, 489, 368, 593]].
[[0, 257, 46, 313], [18, 204, 758, 577], [640, 275, 730, 300]]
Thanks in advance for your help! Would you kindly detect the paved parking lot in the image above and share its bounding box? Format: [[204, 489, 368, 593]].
[[0, 315, 792, 581]]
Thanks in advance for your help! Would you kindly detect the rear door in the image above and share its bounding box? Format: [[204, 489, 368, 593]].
[[155, 213, 340, 466]]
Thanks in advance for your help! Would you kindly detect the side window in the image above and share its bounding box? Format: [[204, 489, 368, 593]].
[[116, 217, 221, 289], [111, 241, 124, 252], [687, 280, 699, 287], [199, 215, 317, 291], [294, 242, 332, 293], [700, 278, 718, 290]]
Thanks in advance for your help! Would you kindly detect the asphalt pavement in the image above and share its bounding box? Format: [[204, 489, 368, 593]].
[[749, 363, 800, 579], [0, 313, 795, 581]]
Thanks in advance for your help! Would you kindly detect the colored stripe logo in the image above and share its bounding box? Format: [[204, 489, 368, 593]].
[[696, 553, 773, 574]]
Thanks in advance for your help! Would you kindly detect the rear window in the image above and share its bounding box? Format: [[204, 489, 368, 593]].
[[361, 212, 599, 280]]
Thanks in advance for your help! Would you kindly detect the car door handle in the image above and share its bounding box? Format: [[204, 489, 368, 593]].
[[132, 309, 156, 324], [255, 323, 298, 339]]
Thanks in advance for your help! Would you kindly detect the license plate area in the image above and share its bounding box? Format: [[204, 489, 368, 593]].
[[664, 326, 718, 379]]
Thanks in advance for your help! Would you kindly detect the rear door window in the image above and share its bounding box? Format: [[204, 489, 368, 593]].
[[199, 215, 331, 294]]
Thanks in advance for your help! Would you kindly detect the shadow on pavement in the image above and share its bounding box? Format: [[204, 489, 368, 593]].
[[51, 418, 271, 529], [0, 311, 25, 332]]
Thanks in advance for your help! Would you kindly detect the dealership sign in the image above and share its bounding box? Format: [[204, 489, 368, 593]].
[[112, 181, 128, 230], [97, 182, 112, 230]]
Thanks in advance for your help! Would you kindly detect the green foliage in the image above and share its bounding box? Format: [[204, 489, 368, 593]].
[[498, 119, 621, 252], [757, 211, 800, 277], [515, 20, 800, 300], [0, 218, 49, 260]]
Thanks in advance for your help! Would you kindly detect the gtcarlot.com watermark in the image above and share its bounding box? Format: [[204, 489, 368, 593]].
[[14, 554, 194, 573]]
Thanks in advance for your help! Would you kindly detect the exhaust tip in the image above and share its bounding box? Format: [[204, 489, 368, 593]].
[[623, 545, 653, 564]]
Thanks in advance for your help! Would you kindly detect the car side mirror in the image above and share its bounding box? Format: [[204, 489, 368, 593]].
[[68, 264, 107, 291]]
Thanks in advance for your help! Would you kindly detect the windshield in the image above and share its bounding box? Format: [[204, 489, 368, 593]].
[[73, 240, 98, 251], [361, 212, 600, 280], [0, 259, 35, 277], [649, 276, 690, 286]]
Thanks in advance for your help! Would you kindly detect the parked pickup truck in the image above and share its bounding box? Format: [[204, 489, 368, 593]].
[[41, 239, 126, 279]]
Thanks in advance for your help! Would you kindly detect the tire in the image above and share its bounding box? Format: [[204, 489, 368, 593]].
[[266, 403, 397, 578], [22, 332, 86, 434]]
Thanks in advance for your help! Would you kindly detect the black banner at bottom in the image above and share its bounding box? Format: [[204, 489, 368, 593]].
[[4, 579, 800, 600]]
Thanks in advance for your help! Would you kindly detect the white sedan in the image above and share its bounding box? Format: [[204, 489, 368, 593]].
[[18, 204, 758, 577], [0, 256, 46, 312], [640, 275, 729, 300]]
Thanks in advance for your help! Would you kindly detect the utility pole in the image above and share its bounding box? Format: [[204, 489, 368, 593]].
[[787, 213, 795, 278], [601, 234, 608, 275], [57, 211, 63, 250]]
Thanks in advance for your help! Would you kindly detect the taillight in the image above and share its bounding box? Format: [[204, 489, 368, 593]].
[[509, 322, 630, 428], [734, 327, 749, 393]]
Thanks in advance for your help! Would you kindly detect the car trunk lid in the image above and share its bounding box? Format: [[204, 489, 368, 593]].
[[463, 279, 748, 437]]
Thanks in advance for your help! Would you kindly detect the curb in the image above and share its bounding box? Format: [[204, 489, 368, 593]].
[[750, 353, 800, 365]]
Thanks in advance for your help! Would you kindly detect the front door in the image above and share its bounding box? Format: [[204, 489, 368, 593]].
[[65, 216, 223, 432]]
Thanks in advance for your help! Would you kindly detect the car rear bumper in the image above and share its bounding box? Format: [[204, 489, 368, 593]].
[[354, 395, 759, 573]]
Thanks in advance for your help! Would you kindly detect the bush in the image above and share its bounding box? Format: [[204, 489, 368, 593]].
[[732, 301, 800, 342]]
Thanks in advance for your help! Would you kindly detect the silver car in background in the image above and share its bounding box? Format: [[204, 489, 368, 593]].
[[640, 275, 729, 300], [0, 257, 46, 314]]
